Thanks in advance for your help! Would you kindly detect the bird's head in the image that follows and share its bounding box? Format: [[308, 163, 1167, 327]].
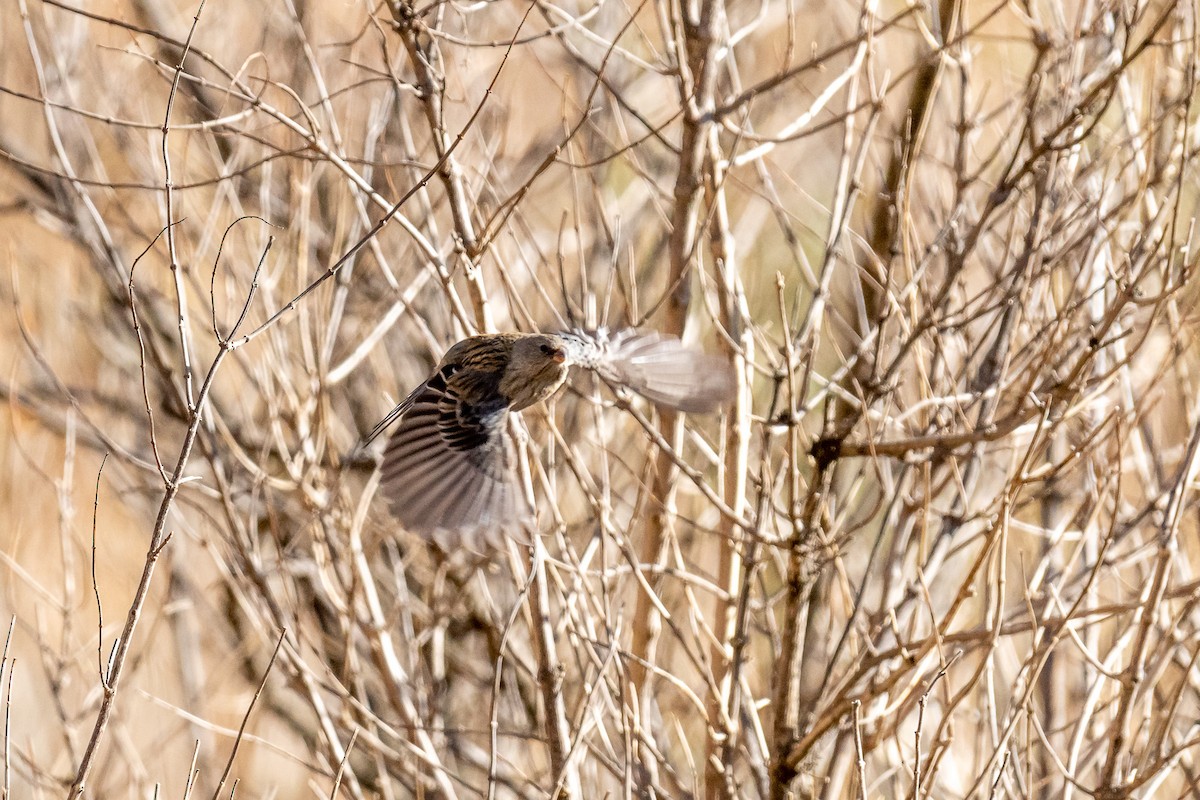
[[503, 334, 572, 410]]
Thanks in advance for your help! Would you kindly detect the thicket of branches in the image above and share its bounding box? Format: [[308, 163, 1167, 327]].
[[0, 0, 1198, 797]]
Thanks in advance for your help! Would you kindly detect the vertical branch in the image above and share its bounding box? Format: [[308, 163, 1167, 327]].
[[67, 239, 273, 798], [388, 0, 495, 333], [159, 0, 207, 412], [69, 356, 226, 798], [630, 0, 725, 693], [1, 617, 13, 800], [528, 539, 581, 798], [1098, 408, 1200, 793], [703, 126, 752, 799], [770, 3, 883, 793]]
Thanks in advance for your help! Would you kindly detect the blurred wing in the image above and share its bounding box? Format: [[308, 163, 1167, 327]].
[[602, 329, 735, 413], [378, 365, 530, 540]]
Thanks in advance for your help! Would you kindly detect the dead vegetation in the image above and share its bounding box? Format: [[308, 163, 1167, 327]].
[[0, 0, 1198, 797]]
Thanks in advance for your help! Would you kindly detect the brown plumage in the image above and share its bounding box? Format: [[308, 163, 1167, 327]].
[[363, 329, 734, 543]]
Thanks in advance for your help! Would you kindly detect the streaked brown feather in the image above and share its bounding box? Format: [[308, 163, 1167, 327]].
[[378, 360, 531, 543]]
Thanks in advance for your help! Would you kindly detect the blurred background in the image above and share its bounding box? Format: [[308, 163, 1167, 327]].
[[0, 0, 1197, 796]]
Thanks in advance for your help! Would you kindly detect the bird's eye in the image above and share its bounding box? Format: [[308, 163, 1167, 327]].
[[540, 344, 554, 355]]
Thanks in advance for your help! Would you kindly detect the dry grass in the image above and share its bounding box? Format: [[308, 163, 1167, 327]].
[[0, 0, 1198, 797]]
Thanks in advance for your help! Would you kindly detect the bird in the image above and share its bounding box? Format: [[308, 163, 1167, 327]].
[[362, 328, 735, 543]]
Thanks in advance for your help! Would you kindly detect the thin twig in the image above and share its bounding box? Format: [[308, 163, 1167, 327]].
[[211, 629, 287, 800], [90, 453, 108, 685]]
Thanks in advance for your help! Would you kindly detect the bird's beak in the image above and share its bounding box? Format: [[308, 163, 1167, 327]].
[[551, 348, 566, 364]]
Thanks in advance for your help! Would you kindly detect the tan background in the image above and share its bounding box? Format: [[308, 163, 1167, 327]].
[[0, 0, 1196, 797]]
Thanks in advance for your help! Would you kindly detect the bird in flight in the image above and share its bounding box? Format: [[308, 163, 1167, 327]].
[[362, 328, 734, 543]]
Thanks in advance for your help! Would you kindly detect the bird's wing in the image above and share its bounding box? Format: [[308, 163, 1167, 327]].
[[378, 364, 531, 541], [588, 329, 736, 413]]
